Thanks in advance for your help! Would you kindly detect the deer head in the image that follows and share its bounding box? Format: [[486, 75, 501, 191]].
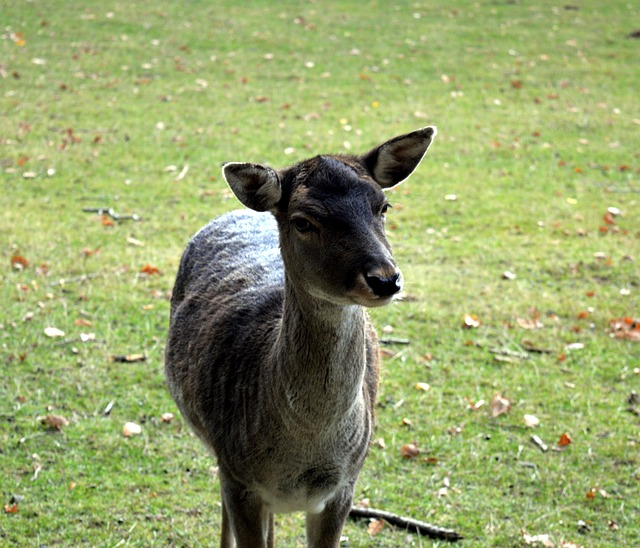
[[222, 126, 436, 307]]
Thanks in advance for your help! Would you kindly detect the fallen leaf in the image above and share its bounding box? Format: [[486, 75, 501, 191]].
[[39, 414, 69, 430], [82, 247, 101, 257], [101, 214, 114, 227], [4, 503, 18, 514], [367, 519, 385, 536], [566, 342, 585, 350], [123, 422, 142, 437], [10, 255, 29, 269], [400, 442, 420, 459], [462, 313, 481, 329], [466, 397, 486, 411], [373, 437, 386, 449], [415, 382, 430, 392], [140, 264, 161, 275], [44, 327, 65, 338], [517, 317, 544, 329], [557, 432, 572, 447], [491, 393, 511, 417], [524, 414, 540, 428]]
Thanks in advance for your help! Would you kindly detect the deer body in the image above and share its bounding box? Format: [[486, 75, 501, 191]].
[[165, 127, 436, 547]]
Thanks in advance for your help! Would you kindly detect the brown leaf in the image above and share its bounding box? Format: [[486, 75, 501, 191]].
[[367, 519, 385, 536], [4, 503, 18, 514], [82, 247, 101, 257], [140, 264, 161, 275], [491, 393, 511, 417], [74, 318, 93, 327], [39, 414, 69, 431], [10, 255, 29, 270], [400, 442, 420, 459], [557, 432, 572, 447]]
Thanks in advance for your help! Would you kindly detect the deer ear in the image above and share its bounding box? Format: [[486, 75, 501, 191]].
[[222, 162, 282, 212], [361, 126, 437, 189]]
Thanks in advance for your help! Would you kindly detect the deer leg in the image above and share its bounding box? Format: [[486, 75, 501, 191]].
[[305, 488, 353, 548], [220, 500, 235, 548], [220, 477, 270, 548], [267, 512, 275, 548]]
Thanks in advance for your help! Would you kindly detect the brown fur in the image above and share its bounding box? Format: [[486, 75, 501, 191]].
[[165, 127, 436, 547]]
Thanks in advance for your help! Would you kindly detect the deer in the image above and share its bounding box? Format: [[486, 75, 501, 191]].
[[165, 126, 437, 547]]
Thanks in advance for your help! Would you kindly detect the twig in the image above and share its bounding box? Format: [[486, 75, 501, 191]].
[[489, 348, 530, 360], [49, 273, 101, 286], [380, 337, 411, 345], [82, 207, 140, 221], [349, 506, 463, 541], [520, 341, 553, 354]]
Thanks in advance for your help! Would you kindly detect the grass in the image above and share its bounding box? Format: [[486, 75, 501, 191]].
[[1, 0, 638, 545]]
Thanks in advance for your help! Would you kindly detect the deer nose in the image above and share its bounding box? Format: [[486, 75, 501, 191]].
[[365, 270, 402, 297]]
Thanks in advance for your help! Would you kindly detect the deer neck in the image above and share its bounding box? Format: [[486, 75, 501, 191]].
[[272, 278, 368, 426]]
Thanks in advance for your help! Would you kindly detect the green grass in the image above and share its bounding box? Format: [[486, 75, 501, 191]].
[[1, 0, 638, 546]]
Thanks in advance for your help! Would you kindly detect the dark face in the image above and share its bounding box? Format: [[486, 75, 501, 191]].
[[275, 156, 402, 307]]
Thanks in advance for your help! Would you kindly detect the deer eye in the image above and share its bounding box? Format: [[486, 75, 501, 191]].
[[291, 216, 314, 233], [380, 203, 392, 217]]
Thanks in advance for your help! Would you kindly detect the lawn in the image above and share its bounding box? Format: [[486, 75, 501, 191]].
[[1, 0, 638, 546]]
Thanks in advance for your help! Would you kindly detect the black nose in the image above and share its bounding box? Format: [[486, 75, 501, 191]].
[[365, 271, 402, 297]]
